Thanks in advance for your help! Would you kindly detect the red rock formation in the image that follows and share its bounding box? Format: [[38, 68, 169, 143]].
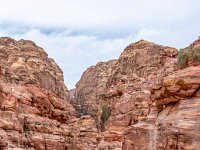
[[123, 38, 200, 150], [0, 37, 69, 100], [0, 82, 76, 149], [0, 37, 99, 150], [2, 36, 200, 150], [74, 60, 117, 119], [123, 66, 200, 150], [74, 40, 178, 148]]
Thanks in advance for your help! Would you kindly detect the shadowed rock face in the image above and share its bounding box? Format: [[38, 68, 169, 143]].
[[0, 37, 69, 100], [74, 60, 117, 118]]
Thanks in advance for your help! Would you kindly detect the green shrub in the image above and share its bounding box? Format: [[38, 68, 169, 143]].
[[191, 48, 200, 61], [177, 47, 200, 68], [177, 49, 189, 68], [100, 105, 111, 123]]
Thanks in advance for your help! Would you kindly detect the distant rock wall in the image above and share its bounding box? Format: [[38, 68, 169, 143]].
[[74, 60, 117, 118]]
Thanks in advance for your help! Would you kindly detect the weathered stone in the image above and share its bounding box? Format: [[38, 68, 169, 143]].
[[0, 37, 99, 150], [2, 36, 200, 150], [73, 40, 178, 148], [123, 55, 200, 149], [0, 37, 69, 100]]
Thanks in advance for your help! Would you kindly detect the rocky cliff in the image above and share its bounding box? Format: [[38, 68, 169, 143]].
[[1, 36, 200, 150], [73, 40, 178, 149], [0, 37, 69, 100], [0, 37, 99, 150], [74, 60, 117, 118], [122, 38, 200, 150]]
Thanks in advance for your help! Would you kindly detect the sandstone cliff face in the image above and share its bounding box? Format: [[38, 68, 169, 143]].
[[0, 82, 99, 149], [0, 37, 99, 150], [123, 66, 200, 150], [123, 38, 200, 150], [0, 82, 76, 149], [104, 40, 177, 128], [0, 37, 69, 100], [74, 60, 117, 118], [74, 40, 178, 149], [2, 36, 200, 150]]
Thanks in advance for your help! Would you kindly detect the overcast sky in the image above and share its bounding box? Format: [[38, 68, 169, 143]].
[[0, 0, 200, 89]]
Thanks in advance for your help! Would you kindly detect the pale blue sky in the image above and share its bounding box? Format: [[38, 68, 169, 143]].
[[0, 0, 200, 89]]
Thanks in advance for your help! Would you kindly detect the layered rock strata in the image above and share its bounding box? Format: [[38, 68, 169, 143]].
[[123, 66, 200, 150]]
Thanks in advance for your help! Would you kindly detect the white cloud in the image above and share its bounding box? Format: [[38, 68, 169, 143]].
[[0, 0, 199, 29]]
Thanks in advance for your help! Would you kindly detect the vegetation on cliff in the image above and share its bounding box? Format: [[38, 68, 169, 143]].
[[178, 47, 200, 68], [100, 105, 111, 123]]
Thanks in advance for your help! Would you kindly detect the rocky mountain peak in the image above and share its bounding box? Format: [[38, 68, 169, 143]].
[[121, 39, 177, 58], [0, 37, 69, 100]]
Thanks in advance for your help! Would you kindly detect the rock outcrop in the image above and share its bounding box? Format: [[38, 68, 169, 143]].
[[123, 66, 200, 150], [123, 38, 200, 150], [74, 60, 117, 118], [74, 40, 178, 148], [2, 36, 200, 150], [0, 37, 99, 150], [104, 40, 177, 129], [0, 82, 75, 149], [0, 37, 69, 100]]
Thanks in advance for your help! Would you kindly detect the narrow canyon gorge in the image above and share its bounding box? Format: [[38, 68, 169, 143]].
[[0, 36, 200, 150]]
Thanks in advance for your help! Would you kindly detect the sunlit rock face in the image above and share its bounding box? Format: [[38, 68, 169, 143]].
[[0, 82, 76, 149], [0, 82, 99, 149], [74, 40, 178, 148], [123, 66, 200, 150], [0, 37, 99, 150], [123, 38, 200, 150], [0, 37, 69, 100], [2, 36, 200, 150]]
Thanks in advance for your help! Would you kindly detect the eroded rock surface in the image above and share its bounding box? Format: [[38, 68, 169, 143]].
[[74, 60, 117, 118], [0, 37, 99, 150], [123, 38, 200, 150], [74, 40, 178, 148], [123, 66, 200, 150], [0, 81, 76, 149], [0, 37, 69, 100], [2, 36, 200, 150]]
